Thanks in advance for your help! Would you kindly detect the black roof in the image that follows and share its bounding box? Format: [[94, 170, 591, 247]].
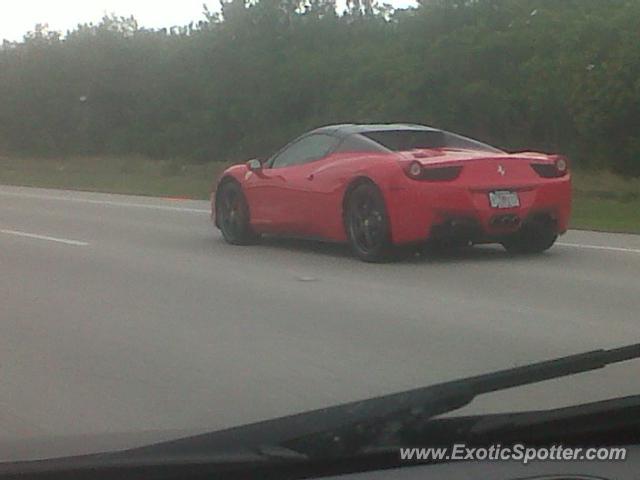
[[309, 123, 439, 138]]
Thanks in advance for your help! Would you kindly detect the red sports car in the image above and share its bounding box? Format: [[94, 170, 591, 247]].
[[212, 124, 571, 261]]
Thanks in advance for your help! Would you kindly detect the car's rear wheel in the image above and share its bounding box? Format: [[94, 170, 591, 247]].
[[345, 182, 394, 262], [501, 220, 557, 254], [216, 181, 259, 245]]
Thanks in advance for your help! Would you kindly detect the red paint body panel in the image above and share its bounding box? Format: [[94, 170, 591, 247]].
[[213, 148, 572, 246]]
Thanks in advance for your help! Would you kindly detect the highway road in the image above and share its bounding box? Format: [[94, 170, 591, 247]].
[[1, 184, 640, 459]]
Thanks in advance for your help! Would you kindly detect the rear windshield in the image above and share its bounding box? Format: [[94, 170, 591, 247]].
[[361, 130, 503, 153]]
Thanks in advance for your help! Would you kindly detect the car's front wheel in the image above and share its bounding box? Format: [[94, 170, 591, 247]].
[[345, 182, 394, 262], [216, 181, 260, 245], [501, 220, 557, 254]]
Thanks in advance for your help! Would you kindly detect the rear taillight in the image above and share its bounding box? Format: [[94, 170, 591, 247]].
[[406, 161, 422, 179], [531, 157, 569, 178], [404, 163, 463, 181], [555, 157, 568, 174]]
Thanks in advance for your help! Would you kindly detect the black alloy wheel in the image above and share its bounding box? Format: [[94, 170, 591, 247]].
[[345, 182, 394, 262], [502, 219, 558, 254], [216, 181, 259, 245]]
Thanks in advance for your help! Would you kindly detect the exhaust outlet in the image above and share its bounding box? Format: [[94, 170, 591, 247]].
[[491, 215, 521, 227]]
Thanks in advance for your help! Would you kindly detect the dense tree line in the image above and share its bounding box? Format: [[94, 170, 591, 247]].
[[0, 0, 638, 174]]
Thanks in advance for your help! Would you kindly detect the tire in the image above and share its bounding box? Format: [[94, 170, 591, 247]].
[[216, 181, 259, 245], [501, 220, 557, 254], [344, 182, 394, 262]]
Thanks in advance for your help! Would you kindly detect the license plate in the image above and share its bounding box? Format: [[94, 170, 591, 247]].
[[489, 190, 520, 209]]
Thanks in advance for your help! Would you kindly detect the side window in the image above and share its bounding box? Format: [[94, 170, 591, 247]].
[[335, 134, 386, 153], [270, 134, 338, 168]]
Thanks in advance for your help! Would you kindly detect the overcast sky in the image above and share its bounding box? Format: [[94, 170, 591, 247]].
[[2, 0, 416, 42]]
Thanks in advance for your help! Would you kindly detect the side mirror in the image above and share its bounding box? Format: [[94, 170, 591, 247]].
[[246, 159, 262, 172]]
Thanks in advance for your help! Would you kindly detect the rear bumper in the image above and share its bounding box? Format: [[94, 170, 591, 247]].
[[383, 176, 571, 245]]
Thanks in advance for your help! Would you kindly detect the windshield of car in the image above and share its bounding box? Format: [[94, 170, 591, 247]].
[[1, 0, 640, 474]]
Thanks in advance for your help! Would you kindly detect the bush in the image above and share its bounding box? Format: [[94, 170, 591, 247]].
[[0, 2, 638, 175]]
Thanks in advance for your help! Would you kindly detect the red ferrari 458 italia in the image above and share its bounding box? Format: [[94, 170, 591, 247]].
[[212, 124, 571, 261]]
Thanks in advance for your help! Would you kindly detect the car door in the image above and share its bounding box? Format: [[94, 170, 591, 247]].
[[243, 134, 339, 235]]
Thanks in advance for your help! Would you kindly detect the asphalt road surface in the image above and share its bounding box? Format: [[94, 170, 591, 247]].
[[1, 185, 640, 459]]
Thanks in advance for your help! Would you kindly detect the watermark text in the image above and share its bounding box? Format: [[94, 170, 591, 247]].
[[400, 444, 627, 465]]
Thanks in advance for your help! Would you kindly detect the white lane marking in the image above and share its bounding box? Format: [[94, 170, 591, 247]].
[[0, 229, 89, 246], [0, 190, 209, 213], [557, 243, 640, 254], [1, 190, 638, 254]]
